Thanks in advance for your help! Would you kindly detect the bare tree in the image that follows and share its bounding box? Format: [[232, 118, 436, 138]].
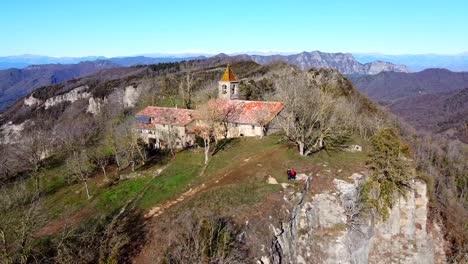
[[66, 150, 95, 200], [179, 72, 198, 109], [21, 128, 51, 193], [103, 125, 122, 168], [0, 183, 44, 263], [160, 125, 181, 157], [192, 80, 218, 107], [193, 101, 221, 164], [163, 212, 250, 263], [216, 100, 239, 140], [90, 147, 110, 180], [124, 125, 147, 171], [274, 71, 350, 156], [252, 106, 274, 138], [106, 119, 147, 171], [192, 125, 213, 165], [0, 143, 24, 182]]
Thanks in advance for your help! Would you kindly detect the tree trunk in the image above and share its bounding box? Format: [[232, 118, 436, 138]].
[[115, 154, 121, 168], [83, 181, 91, 200], [34, 173, 40, 194], [204, 138, 210, 165], [298, 141, 305, 156], [101, 166, 107, 180], [261, 125, 267, 138]]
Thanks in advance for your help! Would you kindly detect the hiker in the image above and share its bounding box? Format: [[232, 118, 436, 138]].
[[287, 169, 292, 180], [290, 169, 297, 180]]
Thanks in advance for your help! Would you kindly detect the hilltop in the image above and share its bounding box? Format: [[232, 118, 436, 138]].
[[0, 59, 466, 263]]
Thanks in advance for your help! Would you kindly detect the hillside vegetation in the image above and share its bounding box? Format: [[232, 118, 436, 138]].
[[349, 69, 468, 142], [0, 58, 466, 263]]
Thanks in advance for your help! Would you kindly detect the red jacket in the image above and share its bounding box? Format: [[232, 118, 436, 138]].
[[291, 169, 296, 176]]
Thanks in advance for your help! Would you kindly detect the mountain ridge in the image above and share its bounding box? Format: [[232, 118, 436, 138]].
[[1, 51, 406, 74], [348, 68, 468, 141], [0, 60, 118, 111], [0, 51, 407, 111]]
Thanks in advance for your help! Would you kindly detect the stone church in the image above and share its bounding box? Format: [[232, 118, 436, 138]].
[[135, 66, 284, 149]]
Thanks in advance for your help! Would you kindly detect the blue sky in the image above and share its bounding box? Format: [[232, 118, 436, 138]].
[[0, 0, 467, 57]]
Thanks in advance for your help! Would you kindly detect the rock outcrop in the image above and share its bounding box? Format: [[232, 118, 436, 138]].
[[249, 51, 409, 75], [0, 121, 24, 144], [262, 175, 446, 264], [43, 85, 91, 109], [123, 85, 140, 108]]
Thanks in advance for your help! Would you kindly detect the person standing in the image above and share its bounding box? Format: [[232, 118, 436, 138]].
[[290, 169, 296, 180]]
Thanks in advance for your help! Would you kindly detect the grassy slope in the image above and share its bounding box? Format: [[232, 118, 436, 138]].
[[27, 134, 369, 245]]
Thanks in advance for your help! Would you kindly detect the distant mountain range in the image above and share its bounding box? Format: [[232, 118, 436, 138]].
[[2, 51, 467, 71], [349, 69, 468, 141], [0, 51, 406, 75], [354, 53, 468, 72], [348, 68, 468, 102], [0, 54, 204, 70], [0, 51, 408, 111], [0, 55, 107, 70]]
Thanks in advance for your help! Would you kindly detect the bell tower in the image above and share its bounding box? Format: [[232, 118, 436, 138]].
[[218, 66, 239, 100]]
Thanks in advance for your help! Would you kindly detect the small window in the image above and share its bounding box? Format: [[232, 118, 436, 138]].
[[251, 125, 255, 129], [231, 86, 235, 94], [222, 85, 227, 94]]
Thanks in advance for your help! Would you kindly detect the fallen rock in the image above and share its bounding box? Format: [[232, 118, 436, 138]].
[[266, 176, 278, 184], [349, 172, 364, 182], [345, 144, 362, 152], [295, 173, 309, 182]]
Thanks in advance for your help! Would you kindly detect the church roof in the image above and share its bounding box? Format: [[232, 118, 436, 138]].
[[220, 66, 237, 82], [136, 106, 196, 127]]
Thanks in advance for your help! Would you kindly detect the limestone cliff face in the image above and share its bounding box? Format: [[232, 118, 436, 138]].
[[261, 176, 446, 264], [43, 85, 91, 109]]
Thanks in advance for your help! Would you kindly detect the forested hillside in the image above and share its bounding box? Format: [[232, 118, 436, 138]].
[[349, 69, 468, 142], [0, 58, 466, 263]]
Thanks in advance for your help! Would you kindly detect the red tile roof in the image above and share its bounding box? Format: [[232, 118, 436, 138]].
[[136, 106, 196, 127], [208, 99, 284, 125], [136, 100, 284, 130]]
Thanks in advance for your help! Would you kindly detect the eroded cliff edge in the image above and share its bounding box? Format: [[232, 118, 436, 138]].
[[260, 175, 446, 264]]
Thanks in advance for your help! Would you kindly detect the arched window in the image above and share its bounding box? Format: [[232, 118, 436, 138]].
[[222, 85, 227, 94], [231, 85, 235, 94]]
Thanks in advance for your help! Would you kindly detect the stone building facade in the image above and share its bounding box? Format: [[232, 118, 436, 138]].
[[135, 66, 284, 149]]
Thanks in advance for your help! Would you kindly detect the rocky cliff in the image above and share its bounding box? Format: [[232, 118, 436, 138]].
[[260, 175, 446, 264]]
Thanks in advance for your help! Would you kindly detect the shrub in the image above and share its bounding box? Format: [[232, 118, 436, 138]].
[[163, 213, 249, 264], [361, 128, 412, 220]]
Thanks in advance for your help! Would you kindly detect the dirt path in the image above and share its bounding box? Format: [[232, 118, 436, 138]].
[[143, 149, 276, 219], [35, 167, 168, 238], [34, 206, 95, 238]]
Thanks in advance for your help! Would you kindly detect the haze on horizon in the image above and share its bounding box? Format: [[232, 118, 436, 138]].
[[0, 0, 467, 57]]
